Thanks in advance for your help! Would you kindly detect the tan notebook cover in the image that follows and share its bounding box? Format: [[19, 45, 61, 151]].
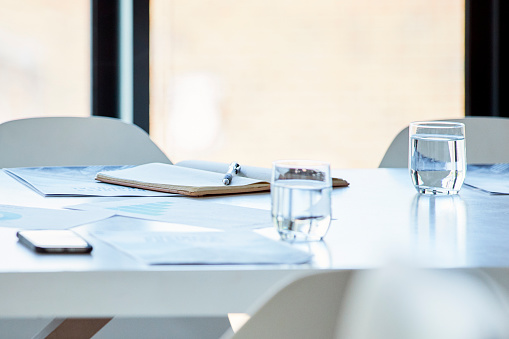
[[96, 161, 348, 197]]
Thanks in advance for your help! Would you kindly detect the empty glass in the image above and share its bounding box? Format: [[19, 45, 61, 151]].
[[271, 160, 332, 241], [409, 121, 466, 195]]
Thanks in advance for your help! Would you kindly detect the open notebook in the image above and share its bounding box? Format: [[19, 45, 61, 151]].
[[95, 160, 349, 197]]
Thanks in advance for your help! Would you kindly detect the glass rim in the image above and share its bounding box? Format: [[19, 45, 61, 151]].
[[272, 159, 331, 168], [409, 121, 465, 129]]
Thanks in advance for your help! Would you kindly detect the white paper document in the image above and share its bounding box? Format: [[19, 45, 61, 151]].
[[91, 230, 312, 265], [175, 160, 273, 181], [68, 197, 272, 230], [98, 163, 265, 189], [0, 204, 114, 230], [464, 164, 509, 194], [4, 166, 172, 197]]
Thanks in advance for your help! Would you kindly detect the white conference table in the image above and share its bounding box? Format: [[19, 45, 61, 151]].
[[1, 167, 509, 319]]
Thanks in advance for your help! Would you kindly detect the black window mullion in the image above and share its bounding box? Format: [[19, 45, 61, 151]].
[[499, 0, 509, 116], [91, 0, 120, 119], [466, 0, 508, 117], [92, 0, 150, 132], [132, 0, 150, 133]]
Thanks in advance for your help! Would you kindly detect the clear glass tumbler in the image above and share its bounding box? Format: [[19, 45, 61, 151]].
[[409, 121, 466, 195], [271, 160, 332, 241]]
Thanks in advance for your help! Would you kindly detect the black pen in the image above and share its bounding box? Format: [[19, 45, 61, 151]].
[[223, 162, 241, 185]]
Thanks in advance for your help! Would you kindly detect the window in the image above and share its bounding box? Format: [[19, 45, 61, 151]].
[[0, 1, 90, 124], [149, 0, 464, 168]]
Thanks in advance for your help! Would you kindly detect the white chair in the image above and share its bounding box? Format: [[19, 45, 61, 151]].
[[0, 116, 189, 338], [379, 117, 509, 168], [220, 270, 354, 339], [221, 267, 509, 339], [336, 267, 509, 339], [0, 116, 171, 167], [0, 117, 234, 339]]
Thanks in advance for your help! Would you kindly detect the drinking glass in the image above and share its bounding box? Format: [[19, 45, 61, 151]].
[[409, 121, 466, 195], [271, 160, 332, 241]]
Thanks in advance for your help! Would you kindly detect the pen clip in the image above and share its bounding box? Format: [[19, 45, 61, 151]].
[[229, 162, 241, 174]]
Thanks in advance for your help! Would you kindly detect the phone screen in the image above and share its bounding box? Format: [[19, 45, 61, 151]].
[[17, 230, 93, 253]]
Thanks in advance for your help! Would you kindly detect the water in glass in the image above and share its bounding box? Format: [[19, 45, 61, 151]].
[[410, 133, 466, 194], [271, 179, 331, 241]]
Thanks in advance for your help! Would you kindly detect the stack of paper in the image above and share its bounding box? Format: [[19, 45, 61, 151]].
[[91, 230, 312, 265], [4, 166, 170, 197]]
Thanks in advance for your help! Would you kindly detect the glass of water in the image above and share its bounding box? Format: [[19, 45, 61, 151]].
[[271, 160, 332, 241], [409, 121, 466, 195]]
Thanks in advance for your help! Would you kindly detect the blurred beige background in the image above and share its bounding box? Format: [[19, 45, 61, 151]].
[[0, 0, 464, 169], [0, 0, 89, 122], [150, 0, 464, 168]]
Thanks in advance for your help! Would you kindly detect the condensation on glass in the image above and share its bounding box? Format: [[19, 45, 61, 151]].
[[150, 1, 465, 168]]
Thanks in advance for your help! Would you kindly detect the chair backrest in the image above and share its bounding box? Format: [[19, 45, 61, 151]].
[[0, 116, 172, 167], [221, 270, 354, 339], [223, 268, 509, 339], [336, 268, 509, 339], [379, 117, 509, 168]]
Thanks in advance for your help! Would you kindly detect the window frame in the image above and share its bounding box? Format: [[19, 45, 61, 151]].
[[91, 0, 150, 132], [466, 0, 508, 116], [91, 0, 507, 132]]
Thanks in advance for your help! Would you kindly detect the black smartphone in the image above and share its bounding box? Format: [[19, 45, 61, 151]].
[[16, 230, 93, 254]]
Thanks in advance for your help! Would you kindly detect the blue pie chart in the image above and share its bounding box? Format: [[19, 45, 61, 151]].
[[0, 212, 22, 221]]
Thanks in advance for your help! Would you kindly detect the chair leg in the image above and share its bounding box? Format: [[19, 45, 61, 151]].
[[33, 318, 113, 339]]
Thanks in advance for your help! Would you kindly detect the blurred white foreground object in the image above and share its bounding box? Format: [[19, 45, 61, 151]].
[[336, 267, 509, 339]]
